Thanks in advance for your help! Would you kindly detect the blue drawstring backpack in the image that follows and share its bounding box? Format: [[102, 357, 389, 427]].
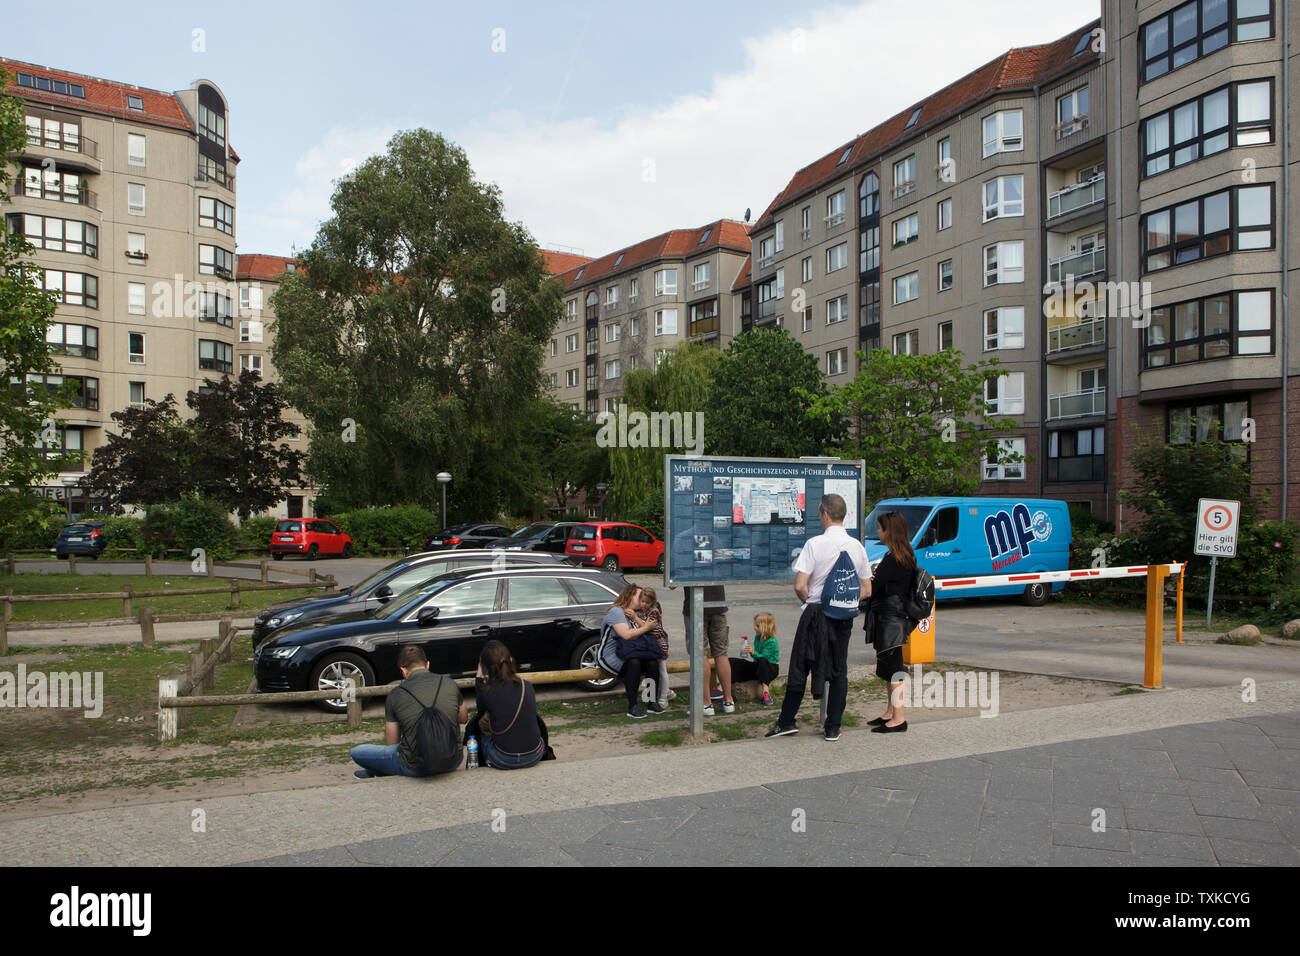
[[821, 550, 862, 619]]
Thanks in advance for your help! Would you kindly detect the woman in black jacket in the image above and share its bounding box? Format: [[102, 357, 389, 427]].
[[473, 640, 544, 769], [866, 511, 916, 733]]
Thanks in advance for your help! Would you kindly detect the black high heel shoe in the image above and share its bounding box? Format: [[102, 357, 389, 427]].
[[871, 721, 908, 733], [868, 716, 890, 726]]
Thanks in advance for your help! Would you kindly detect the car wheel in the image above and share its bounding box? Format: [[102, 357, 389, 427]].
[[571, 636, 618, 692], [655, 554, 665, 573], [307, 544, 319, 560], [1021, 582, 1049, 607], [601, 555, 619, 572], [309, 652, 375, 713], [272, 552, 284, 561], [342, 543, 353, 558]]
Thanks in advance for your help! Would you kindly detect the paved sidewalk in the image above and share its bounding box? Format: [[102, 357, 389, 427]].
[[3, 680, 1298, 866]]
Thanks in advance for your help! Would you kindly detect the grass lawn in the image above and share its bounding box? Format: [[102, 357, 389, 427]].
[[0, 572, 323, 623]]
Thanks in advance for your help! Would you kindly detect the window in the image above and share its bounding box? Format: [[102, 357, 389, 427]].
[[7, 214, 98, 257], [802, 256, 813, 282], [893, 272, 919, 305], [566, 369, 579, 387], [1168, 399, 1251, 446], [984, 307, 1025, 350], [16, 74, 85, 97], [655, 309, 678, 336], [654, 269, 677, 296], [241, 320, 264, 343], [45, 323, 99, 360], [241, 354, 264, 376], [826, 242, 849, 273], [199, 197, 234, 235], [604, 359, 621, 380], [1056, 87, 1090, 136], [566, 333, 578, 353], [606, 285, 619, 306], [1048, 427, 1106, 481], [984, 438, 1027, 480], [127, 232, 146, 261], [585, 291, 599, 320], [938, 321, 953, 351], [905, 107, 922, 129], [199, 292, 233, 326], [982, 109, 1023, 157], [33, 269, 98, 308], [859, 172, 879, 218], [629, 278, 639, 300], [199, 244, 235, 278], [860, 281, 880, 330], [759, 236, 775, 265], [128, 282, 146, 315], [1143, 290, 1273, 368], [16, 374, 98, 410], [802, 309, 813, 333], [198, 154, 231, 188], [825, 191, 846, 227], [801, 206, 812, 239], [605, 323, 621, 343], [25, 114, 80, 150], [937, 198, 952, 231], [1141, 0, 1271, 84], [198, 104, 225, 146], [127, 95, 143, 111], [985, 373, 1025, 415], [827, 348, 848, 376], [892, 330, 920, 355], [198, 340, 233, 373], [548, 339, 557, 358], [21, 165, 84, 203], [127, 183, 145, 215], [892, 214, 919, 247], [697, 229, 710, 246], [1142, 185, 1273, 272], [859, 227, 880, 272], [127, 133, 146, 166], [983, 175, 1024, 220], [630, 316, 640, 337], [774, 221, 784, 253], [689, 301, 718, 337], [565, 299, 577, 321], [128, 332, 145, 364], [1142, 81, 1272, 177], [692, 262, 710, 290], [614, 253, 625, 267], [826, 296, 848, 325], [937, 138, 951, 168], [983, 241, 1024, 286], [938, 259, 953, 292], [893, 156, 916, 197]]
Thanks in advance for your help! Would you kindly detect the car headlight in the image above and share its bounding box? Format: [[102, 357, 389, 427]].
[[264, 645, 301, 659], [266, 611, 303, 629]]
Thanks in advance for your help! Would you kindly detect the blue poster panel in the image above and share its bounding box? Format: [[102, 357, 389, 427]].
[[663, 456, 865, 585]]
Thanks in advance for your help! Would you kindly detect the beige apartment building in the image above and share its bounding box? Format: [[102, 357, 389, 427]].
[[742, 0, 1296, 523], [3, 58, 240, 516]]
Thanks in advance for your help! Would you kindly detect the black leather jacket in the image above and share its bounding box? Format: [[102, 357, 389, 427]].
[[865, 593, 910, 653]]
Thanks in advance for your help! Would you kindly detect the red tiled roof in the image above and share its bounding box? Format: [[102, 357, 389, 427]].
[[731, 253, 752, 292], [236, 254, 300, 282], [751, 21, 1099, 231], [540, 249, 593, 275], [1, 57, 196, 133], [558, 219, 750, 291]]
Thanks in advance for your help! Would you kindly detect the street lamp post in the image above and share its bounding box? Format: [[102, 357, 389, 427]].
[[436, 472, 452, 531], [596, 482, 609, 521], [61, 476, 78, 522]]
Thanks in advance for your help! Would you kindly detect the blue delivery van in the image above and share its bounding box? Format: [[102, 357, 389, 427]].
[[862, 498, 1073, 606]]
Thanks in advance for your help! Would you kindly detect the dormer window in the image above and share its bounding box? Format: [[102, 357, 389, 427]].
[[836, 146, 852, 166], [127, 95, 143, 111]]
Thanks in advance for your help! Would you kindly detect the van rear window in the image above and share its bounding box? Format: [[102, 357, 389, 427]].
[[569, 525, 597, 541], [275, 521, 302, 533]]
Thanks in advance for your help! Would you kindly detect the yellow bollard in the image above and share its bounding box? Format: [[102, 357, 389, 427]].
[[1144, 564, 1169, 688], [903, 604, 936, 665]]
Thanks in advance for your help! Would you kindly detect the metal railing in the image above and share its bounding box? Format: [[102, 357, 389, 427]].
[[1046, 317, 1106, 354], [1047, 174, 1105, 219], [1048, 386, 1106, 419], [1048, 246, 1105, 283]]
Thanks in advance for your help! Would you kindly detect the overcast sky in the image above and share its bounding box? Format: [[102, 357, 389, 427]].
[[10, 0, 1100, 260]]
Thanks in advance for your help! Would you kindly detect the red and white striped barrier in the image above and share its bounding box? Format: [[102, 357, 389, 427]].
[[934, 563, 1185, 591]]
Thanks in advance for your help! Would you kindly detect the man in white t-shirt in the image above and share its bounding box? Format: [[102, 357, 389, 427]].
[[766, 493, 870, 742]]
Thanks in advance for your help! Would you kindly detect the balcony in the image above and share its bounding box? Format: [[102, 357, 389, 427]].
[[196, 163, 235, 191], [23, 133, 100, 173], [892, 180, 916, 200], [691, 279, 710, 293], [1048, 387, 1105, 420], [1047, 454, 1105, 482], [1048, 247, 1105, 284], [586, 340, 598, 356], [1047, 174, 1105, 220], [757, 254, 774, 270], [824, 212, 847, 229], [15, 178, 98, 209], [1055, 116, 1090, 140], [756, 298, 780, 324], [1046, 317, 1106, 355]]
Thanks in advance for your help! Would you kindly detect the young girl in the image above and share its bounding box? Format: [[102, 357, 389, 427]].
[[728, 612, 780, 704], [641, 587, 675, 709]]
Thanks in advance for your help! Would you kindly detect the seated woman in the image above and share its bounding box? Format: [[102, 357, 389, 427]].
[[603, 584, 664, 719], [473, 640, 544, 770]]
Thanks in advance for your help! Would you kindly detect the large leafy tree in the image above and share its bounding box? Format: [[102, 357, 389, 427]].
[[83, 396, 192, 510], [269, 129, 561, 519], [704, 327, 839, 457], [0, 69, 70, 542], [810, 348, 1020, 502], [520, 398, 609, 513]]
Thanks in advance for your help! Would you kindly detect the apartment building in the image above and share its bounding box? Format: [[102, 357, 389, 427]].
[[743, 0, 1296, 523], [544, 220, 750, 414], [3, 58, 239, 516]]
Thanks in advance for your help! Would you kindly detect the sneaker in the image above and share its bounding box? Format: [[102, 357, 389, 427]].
[[702, 704, 715, 717], [666, 689, 678, 700], [353, 769, 374, 779], [647, 701, 666, 714], [761, 692, 772, 705], [823, 728, 841, 742], [710, 688, 724, 701], [723, 700, 735, 714], [764, 723, 798, 738], [656, 698, 669, 710], [626, 706, 647, 719]]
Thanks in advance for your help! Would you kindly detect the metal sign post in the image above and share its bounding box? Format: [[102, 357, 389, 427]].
[[1206, 556, 1217, 629], [687, 587, 704, 739]]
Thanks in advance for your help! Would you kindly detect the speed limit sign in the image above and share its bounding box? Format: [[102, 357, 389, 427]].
[[1195, 498, 1239, 557]]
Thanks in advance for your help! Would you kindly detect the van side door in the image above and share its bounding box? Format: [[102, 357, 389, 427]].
[[914, 506, 966, 576]]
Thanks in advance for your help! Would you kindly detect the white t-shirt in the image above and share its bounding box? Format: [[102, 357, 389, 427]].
[[792, 524, 870, 609]]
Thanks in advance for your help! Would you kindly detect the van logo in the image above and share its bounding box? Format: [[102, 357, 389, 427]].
[[985, 503, 1034, 564], [1031, 510, 1053, 541]]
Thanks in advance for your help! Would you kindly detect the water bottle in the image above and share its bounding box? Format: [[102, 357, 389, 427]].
[[466, 736, 479, 769]]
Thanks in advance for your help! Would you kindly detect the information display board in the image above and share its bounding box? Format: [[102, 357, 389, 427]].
[[663, 456, 866, 585]]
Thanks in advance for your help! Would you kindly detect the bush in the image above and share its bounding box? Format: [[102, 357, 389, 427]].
[[330, 505, 441, 555], [237, 516, 279, 552], [99, 516, 145, 557], [0, 494, 66, 552], [622, 495, 664, 541], [142, 497, 237, 562]]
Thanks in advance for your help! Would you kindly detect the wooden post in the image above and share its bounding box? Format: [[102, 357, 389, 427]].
[[123, 584, 133, 618], [218, 616, 233, 662], [145, 554, 153, 577], [158, 678, 179, 742], [6, 553, 14, 575], [230, 579, 240, 608], [309, 567, 317, 586], [206, 557, 215, 578], [139, 606, 156, 647], [68, 553, 77, 574], [260, 559, 268, 584], [189, 651, 204, 694], [325, 574, 337, 592], [0, 600, 8, 657], [346, 678, 361, 727], [198, 640, 216, 690]]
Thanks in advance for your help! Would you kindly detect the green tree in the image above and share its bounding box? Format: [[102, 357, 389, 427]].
[[269, 129, 561, 519], [704, 327, 840, 457], [0, 69, 69, 540], [606, 343, 720, 518], [809, 348, 1019, 502], [520, 398, 609, 513], [83, 396, 192, 510]]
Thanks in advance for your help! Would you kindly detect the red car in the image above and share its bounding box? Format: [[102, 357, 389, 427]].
[[270, 518, 353, 560], [565, 522, 664, 572]]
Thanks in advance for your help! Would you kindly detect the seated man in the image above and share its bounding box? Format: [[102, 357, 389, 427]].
[[351, 645, 467, 778]]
